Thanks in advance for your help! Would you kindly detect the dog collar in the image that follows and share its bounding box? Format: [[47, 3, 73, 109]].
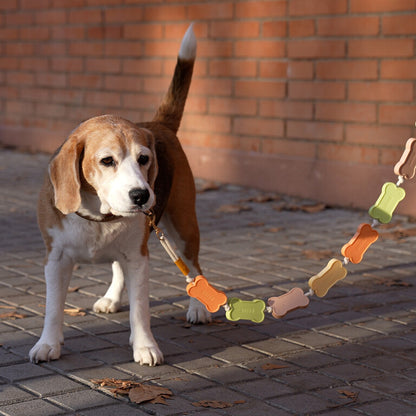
[[75, 211, 121, 222]]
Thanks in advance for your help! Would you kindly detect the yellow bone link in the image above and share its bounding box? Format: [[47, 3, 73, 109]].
[[308, 258, 347, 298], [368, 182, 405, 224], [186, 275, 228, 313], [267, 287, 310, 319]]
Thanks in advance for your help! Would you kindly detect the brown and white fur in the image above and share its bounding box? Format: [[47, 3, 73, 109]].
[[29, 25, 209, 366]]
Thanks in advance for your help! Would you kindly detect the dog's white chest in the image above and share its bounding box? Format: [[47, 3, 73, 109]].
[[48, 214, 144, 263]]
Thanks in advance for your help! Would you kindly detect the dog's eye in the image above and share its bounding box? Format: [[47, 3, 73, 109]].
[[137, 155, 149, 166], [100, 157, 115, 167]]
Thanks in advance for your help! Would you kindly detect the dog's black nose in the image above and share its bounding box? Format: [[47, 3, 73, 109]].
[[129, 188, 150, 207]]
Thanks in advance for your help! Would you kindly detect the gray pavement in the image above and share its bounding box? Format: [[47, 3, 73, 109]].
[[0, 148, 415, 416]]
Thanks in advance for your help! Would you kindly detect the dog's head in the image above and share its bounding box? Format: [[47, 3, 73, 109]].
[[49, 115, 158, 217]]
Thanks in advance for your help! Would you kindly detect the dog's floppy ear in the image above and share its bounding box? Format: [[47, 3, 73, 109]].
[[49, 135, 84, 215], [142, 128, 158, 188]]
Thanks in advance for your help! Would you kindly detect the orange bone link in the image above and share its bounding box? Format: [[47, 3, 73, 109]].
[[186, 275, 228, 313], [267, 287, 310, 319], [341, 223, 379, 264], [394, 137, 416, 179]]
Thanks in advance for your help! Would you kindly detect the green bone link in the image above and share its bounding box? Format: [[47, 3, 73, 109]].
[[368, 182, 406, 224], [225, 298, 266, 323]]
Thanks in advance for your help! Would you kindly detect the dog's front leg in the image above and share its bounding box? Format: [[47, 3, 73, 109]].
[[122, 257, 163, 366], [29, 254, 74, 363]]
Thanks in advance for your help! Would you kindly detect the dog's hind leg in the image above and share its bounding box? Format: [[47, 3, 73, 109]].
[[93, 261, 124, 313]]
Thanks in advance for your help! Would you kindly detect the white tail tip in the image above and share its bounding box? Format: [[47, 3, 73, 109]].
[[179, 23, 196, 60]]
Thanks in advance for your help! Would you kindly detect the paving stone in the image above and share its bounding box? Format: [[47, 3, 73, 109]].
[[0, 399, 66, 416], [356, 399, 416, 416], [18, 374, 86, 396], [230, 378, 295, 399], [0, 385, 35, 405], [270, 392, 335, 414], [47, 389, 116, 411], [81, 403, 149, 416], [0, 362, 53, 382]]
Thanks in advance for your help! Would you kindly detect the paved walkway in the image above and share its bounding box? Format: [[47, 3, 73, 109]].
[[0, 149, 415, 416]]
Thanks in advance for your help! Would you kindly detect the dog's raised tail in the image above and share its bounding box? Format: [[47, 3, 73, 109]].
[[152, 24, 196, 134]]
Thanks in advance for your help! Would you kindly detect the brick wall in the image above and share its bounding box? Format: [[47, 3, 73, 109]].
[[1, 0, 416, 214]]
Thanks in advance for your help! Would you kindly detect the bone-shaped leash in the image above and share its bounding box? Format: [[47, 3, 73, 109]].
[[147, 137, 414, 324]]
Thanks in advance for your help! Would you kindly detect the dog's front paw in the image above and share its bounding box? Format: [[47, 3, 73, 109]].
[[187, 300, 212, 324], [133, 345, 164, 366], [93, 297, 120, 313], [29, 341, 61, 363]]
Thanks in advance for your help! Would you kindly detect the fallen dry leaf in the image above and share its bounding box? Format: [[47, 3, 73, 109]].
[[129, 384, 172, 405], [64, 308, 86, 316], [0, 311, 28, 319], [377, 279, 413, 288], [196, 180, 220, 193], [68, 286, 80, 293], [261, 363, 289, 370], [192, 400, 245, 409], [216, 204, 252, 214], [337, 389, 359, 401], [241, 194, 281, 203], [91, 378, 172, 405], [301, 203, 327, 213], [380, 227, 416, 241]]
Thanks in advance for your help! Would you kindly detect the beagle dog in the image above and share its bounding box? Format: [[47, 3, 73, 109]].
[[29, 25, 209, 366]]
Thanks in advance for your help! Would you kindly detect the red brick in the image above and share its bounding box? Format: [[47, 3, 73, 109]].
[[123, 59, 163, 76], [316, 102, 377, 123], [104, 7, 143, 23], [318, 16, 379, 36], [124, 24, 163, 40], [51, 26, 85, 40], [259, 62, 287, 78], [51, 0, 85, 7], [209, 59, 257, 77], [0, 57, 18, 70], [348, 82, 413, 103], [182, 114, 231, 134], [143, 76, 170, 93], [37, 42, 65, 56], [187, 3, 233, 20], [0, 0, 18, 11], [289, 0, 347, 16], [144, 5, 187, 21], [183, 96, 207, 114], [381, 148, 404, 166], [0, 28, 19, 41], [262, 138, 316, 158], [6, 42, 34, 56], [316, 60, 378, 80], [287, 120, 343, 141], [349, 39, 414, 58], [24, 87, 50, 102], [289, 20, 315, 38], [346, 124, 412, 146], [69, 74, 102, 89], [209, 97, 257, 116], [20, 57, 48, 71], [88, 26, 122, 40], [144, 40, 182, 57], [235, 80, 286, 98], [35, 9, 67, 25], [235, 40, 285, 58], [381, 60, 416, 80], [85, 91, 121, 107], [51, 57, 83, 72], [36, 72, 67, 88], [383, 15, 416, 35], [5, 11, 34, 25], [263, 21, 287, 38], [50, 89, 83, 105], [191, 78, 233, 97], [318, 143, 379, 164], [68, 9, 102, 24], [288, 40, 345, 58], [210, 21, 260, 38], [164, 23, 209, 40], [6, 71, 34, 85], [86, 58, 121, 74], [287, 61, 314, 79], [6, 100, 34, 115], [235, 1, 286, 18], [69, 41, 104, 57], [233, 117, 284, 137], [105, 41, 142, 57], [260, 100, 313, 119], [20, 0, 48, 9], [380, 104, 416, 125], [198, 40, 233, 58], [122, 93, 161, 110], [20, 26, 50, 40], [36, 102, 67, 118], [105, 75, 142, 92], [351, 0, 416, 13], [289, 81, 346, 100]]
